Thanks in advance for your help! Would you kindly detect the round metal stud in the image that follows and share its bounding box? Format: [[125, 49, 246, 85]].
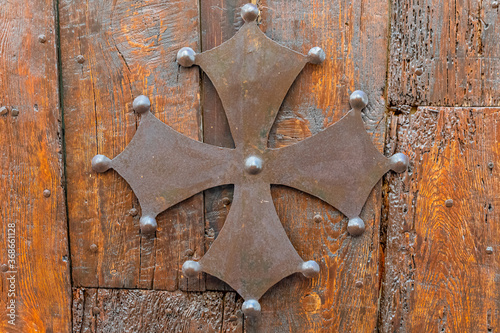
[[389, 153, 409, 173], [133, 95, 151, 114], [300, 260, 320, 278], [347, 217, 365, 237], [242, 299, 261, 317], [241, 3, 259, 22], [38, 34, 47, 43], [244, 156, 263, 175], [349, 90, 368, 110], [43, 189, 51, 198], [91, 155, 112, 173], [176, 47, 196, 67], [182, 260, 202, 277], [140, 215, 157, 234], [307, 47, 326, 64]]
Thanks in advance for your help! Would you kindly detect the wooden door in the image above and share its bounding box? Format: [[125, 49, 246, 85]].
[[1, 0, 499, 332]]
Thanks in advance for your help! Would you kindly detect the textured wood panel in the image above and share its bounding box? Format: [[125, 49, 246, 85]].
[[388, 0, 500, 106], [72, 288, 243, 332], [59, 0, 205, 291], [199, 0, 390, 331], [380, 107, 500, 332], [0, 0, 72, 331]]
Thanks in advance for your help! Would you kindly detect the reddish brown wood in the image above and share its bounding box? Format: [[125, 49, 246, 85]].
[[59, 0, 205, 291], [388, 0, 500, 106], [380, 107, 500, 332], [0, 0, 72, 331], [73, 288, 243, 332]]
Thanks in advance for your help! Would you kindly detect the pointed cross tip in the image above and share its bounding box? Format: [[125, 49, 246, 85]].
[[241, 3, 259, 22], [133, 95, 151, 114], [176, 47, 197, 67], [91, 154, 112, 173]]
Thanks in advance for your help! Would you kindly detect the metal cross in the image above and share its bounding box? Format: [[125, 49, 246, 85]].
[[91, 3, 408, 316]]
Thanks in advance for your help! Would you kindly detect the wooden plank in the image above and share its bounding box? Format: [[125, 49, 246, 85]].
[[59, 0, 205, 291], [0, 0, 72, 331], [388, 0, 500, 106], [380, 107, 500, 332], [199, 0, 389, 331], [72, 288, 243, 332]]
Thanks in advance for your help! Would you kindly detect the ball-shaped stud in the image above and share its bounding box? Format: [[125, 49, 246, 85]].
[[244, 156, 263, 175], [182, 260, 202, 278], [176, 47, 197, 67], [133, 95, 151, 114], [241, 3, 259, 22], [389, 153, 409, 173], [242, 299, 261, 317], [308, 47, 326, 64], [349, 90, 369, 110], [91, 155, 112, 173], [347, 217, 365, 237], [300, 260, 320, 278], [139, 215, 157, 234]]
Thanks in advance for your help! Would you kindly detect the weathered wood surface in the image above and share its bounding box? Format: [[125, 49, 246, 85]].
[[388, 0, 500, 106], [380, 107, 500, 332], [0, 0, 72, 331], [59, 0, 205, 291], [73, 288, 243, 332], [200, 0, 390, 331]]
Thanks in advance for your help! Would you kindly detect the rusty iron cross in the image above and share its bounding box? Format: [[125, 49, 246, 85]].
[[91, 4, 408, 316]]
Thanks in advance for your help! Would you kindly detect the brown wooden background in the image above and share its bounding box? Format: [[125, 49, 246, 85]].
[[0, 0, 499, 332]]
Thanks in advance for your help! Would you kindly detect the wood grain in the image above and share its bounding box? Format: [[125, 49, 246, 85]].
[[0, 0, 71, 331], [72, 287, 243, 332], [59, 0, 205, 291], [380, 107, 500, 332], [199, 0, 390, 331], [388, 0, 500, 106]]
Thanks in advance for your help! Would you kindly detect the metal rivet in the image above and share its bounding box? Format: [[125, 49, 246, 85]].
[[133, 95, 151, 114], [240, 3, 259, 22], [91, 154, 112, 173], [244, 156, 263, 175], [11, 108, 19, 116], [445, 199, 453, 207], [140, 215, 157, 234], [222, 197, 232, 206], [390, 153, 409, 173], [90, 244, 98, 253], [92, 307, 100, 315], [488, 161, 494, 169], [38, 34, 47, 43], [349, 90, 368, 110], [176, 47, 196, 67], [0, 106, 8, 116], [347, 217, 365, 236], [300, 260, 320, 278], [313, 214, 323, 223], [1, 264, 8, 272], [62, 255, 68, 262], [43, 189, 51, 198], [355, 280, 363, 288], [493, 1, 499, 8], [242, 299, 261, 317], [76, 55, 85, 64], [184, 248, 194, 257], [486, 246, 494, 254], [229, 314, 238, 321], [129, 208, 138, 216], [307, 47, 326, 64], [414, 67, 423, 76], [182, 260, 202, 277]]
